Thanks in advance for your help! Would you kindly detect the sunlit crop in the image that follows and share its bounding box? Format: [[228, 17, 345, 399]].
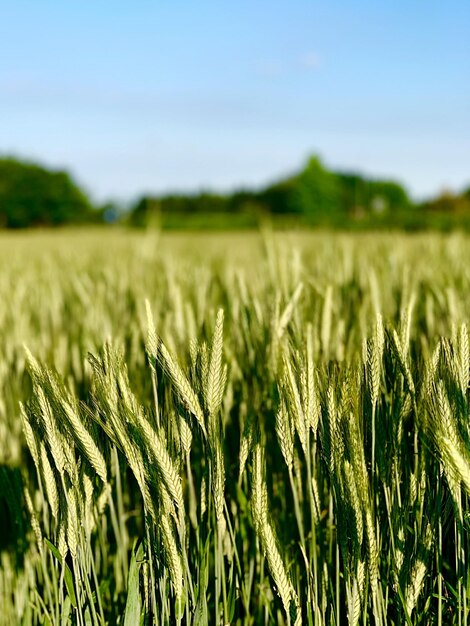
[[1, 229, 469, 625]]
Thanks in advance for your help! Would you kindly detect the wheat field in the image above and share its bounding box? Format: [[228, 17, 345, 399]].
[[1, 228, 469, 625]]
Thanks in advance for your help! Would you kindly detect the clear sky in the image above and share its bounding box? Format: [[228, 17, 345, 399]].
[[1, 1, 469, 203]]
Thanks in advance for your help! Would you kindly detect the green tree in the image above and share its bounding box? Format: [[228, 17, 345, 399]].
[[367, 180, 411, 212], [258, 178, 297, 214], [291, 156, 342, 217], [0, 158, 94, 228]]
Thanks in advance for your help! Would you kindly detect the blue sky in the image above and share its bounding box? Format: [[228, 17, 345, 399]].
[[1, 1, 469, 202]]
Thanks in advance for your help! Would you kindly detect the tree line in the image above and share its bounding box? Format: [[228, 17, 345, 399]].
[[1, 156, 469, 230]]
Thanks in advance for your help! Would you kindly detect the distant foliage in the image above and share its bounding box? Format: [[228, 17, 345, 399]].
[[129, 155, 420, 228], [1, 155, 469, 231], [0, 158, 94, 228], [291, 155, 343, 216], [420, 190, 470, 214]]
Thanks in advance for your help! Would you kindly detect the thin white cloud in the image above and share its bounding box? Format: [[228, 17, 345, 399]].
[[299, 52, 322, 69]]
